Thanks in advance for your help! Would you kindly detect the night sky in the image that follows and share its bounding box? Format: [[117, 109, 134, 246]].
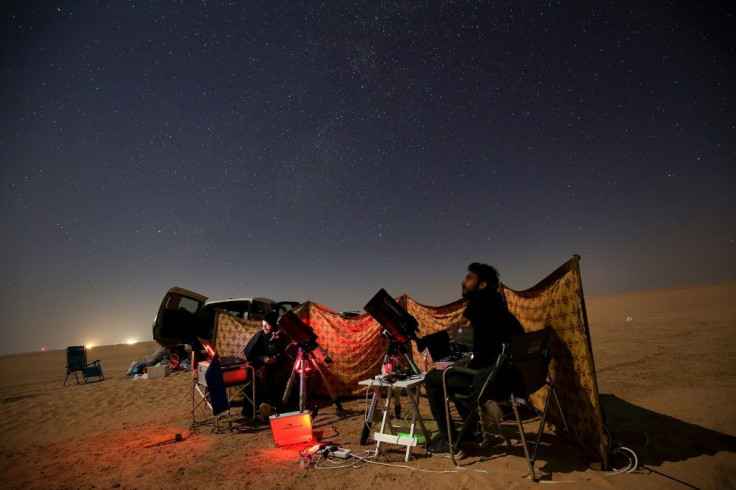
[[1, 2, 734, 355]]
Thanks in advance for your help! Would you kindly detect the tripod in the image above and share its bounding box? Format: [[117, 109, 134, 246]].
[[360, 339, 420, 445], [282, 347, 344, 416]]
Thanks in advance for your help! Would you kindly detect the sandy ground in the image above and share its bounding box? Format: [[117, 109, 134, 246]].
[[1, 283, 735, 489]]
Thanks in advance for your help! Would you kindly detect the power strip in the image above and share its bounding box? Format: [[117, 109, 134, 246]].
[[330, 448, 352, 459]]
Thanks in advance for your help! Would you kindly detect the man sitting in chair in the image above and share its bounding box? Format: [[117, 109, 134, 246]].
[[425, 262, 525, 456], [243, 311, 286, 418]]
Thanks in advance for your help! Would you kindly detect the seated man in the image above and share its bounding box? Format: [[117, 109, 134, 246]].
[[424, 263, 525, 456], [243, 311, 286, 417]]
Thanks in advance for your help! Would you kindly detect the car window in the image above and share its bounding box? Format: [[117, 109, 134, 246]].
[[278, 302, 300, 315], [214, 300, 252, 319], [167, 294, 201, 314], [250, 300, 269, 319]]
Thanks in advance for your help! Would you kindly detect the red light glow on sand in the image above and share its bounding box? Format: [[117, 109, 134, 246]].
[[259, 442, 317, 464]]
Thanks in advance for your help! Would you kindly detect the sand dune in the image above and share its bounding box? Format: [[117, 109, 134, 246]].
[[1, 283, 735, 489]]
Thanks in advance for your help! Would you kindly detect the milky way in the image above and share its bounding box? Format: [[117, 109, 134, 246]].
[[1, 1, 734, 353]]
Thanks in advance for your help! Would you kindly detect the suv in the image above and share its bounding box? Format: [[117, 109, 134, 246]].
[[152, 286, 299, 354]]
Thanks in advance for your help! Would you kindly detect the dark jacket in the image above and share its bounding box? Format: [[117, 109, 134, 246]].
[[464, 290, 525, 370], [243, 330, 283, 367]]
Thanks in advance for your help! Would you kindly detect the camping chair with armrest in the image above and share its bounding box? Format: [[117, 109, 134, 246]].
[[64, 346, 104, 385], [191, 350, 245, 432], [191, 336, 257, 432], [210, 313, 259, 421], [443, 327, 569, 481]]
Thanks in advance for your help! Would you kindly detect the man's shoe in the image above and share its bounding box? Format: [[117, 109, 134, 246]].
[[259, 403, 273, 418], [428, 435, 465, 459], [479, 432, 505, 448], [427, 434, 449, 455]]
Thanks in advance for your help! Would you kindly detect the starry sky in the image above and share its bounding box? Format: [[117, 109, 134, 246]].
[[1, 1, 734, 355]]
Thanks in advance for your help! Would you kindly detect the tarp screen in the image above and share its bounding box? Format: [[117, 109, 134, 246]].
[[501, 255, 607, 465], [213, 311, 261, 359], [211, 255, 606, 464]]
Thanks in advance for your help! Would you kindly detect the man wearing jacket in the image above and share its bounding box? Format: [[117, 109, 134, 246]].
[[424, 262, 525, 456]]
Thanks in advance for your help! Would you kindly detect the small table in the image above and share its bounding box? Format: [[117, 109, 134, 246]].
[[358, 373, 429, 461]]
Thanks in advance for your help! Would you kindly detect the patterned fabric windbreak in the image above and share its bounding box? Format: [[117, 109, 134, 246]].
[[213, 312, 261, 359], [210, 255, 606, 464], [501, 255, 607, 465]]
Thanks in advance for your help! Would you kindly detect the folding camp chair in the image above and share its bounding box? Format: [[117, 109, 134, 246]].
[[191, 342, 256, 432], [63, 346, 104, 385], [443, 328, 569, 481]]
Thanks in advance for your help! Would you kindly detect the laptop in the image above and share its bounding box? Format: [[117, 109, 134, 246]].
[[420, 330, 452, 361]]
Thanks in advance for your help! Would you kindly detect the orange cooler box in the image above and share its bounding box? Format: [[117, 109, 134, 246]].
[[269, 411, 313, 446]]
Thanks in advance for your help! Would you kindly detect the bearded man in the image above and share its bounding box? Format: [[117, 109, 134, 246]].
[[424, 263, 524, 456]]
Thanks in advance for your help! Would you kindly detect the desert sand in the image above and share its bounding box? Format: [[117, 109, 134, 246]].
[[1, 283, 735, 489]]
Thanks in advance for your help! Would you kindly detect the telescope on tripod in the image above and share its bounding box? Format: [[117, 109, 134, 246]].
[[364, 288, 421, 375], [360, 288, 423, 444], [278, 311, 344, 416]]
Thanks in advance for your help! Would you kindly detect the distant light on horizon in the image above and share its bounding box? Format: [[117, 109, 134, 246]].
[[86, 344, 95, 349], [125, 339, 138, 345], [41, 346, 45, 352]]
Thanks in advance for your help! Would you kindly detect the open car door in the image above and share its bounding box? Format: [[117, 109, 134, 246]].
[[153, 287, 208, 348]]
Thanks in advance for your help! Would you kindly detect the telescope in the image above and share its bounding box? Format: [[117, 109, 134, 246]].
[[360, 288, 421, 445], [278, 311, 333, 366], [363, 288, 418, 344], [278, 311, 343, 415], [364, 288, 420, 376]]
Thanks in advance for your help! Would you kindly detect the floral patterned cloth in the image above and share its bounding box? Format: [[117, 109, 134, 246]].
[[501, 255, 607, 465], [211, 255, 606, 464]]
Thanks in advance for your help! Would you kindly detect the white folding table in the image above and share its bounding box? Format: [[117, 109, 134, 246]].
[[358, 372, 430, 461]]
